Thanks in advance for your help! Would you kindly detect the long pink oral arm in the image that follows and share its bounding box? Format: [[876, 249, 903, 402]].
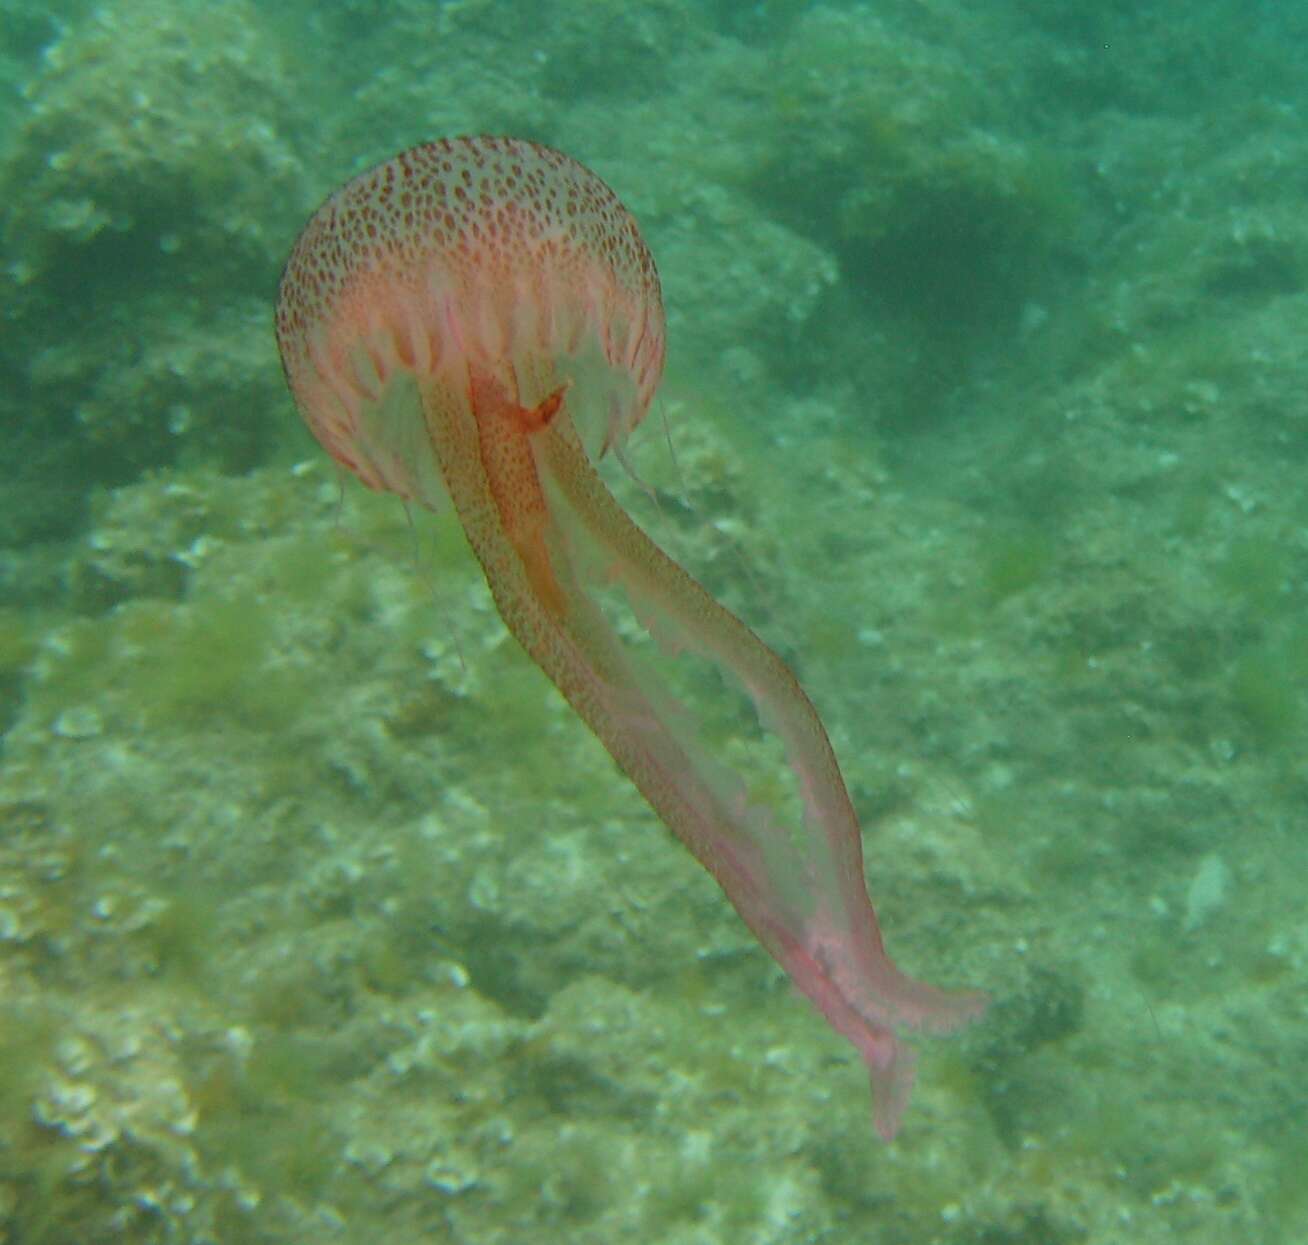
[[426, 371, 982, 1139]]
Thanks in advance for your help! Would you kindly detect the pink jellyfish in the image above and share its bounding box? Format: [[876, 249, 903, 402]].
[[275, 136, 985, 1140]]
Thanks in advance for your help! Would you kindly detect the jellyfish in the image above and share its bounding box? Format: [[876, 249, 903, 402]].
[[274, 136, 985, 1139]]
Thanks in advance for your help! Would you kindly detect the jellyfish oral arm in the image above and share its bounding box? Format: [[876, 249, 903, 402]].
[[423, 370, 985, 1141]]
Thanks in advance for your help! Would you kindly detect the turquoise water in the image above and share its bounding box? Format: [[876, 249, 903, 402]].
[[1, 1, 1305, 1242]]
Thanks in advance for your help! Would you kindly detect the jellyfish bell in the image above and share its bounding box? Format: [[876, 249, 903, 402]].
[[276, 137, 663, 511]]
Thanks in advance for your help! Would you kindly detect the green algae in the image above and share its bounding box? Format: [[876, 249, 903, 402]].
[[0, 608, 37, 675], [1215, 535, 1292, 614], [188, 1032, 342, 1209], [979, 530, 1057, 607], [1228, 642, 1306, 751]]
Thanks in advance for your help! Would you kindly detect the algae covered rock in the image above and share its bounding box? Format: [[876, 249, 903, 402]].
[[714, 6, 1070, 418], [0, 0, 312, 542]]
